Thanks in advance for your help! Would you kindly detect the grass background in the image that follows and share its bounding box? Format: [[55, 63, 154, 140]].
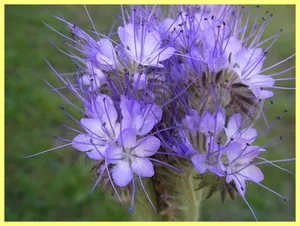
[[5, 5, 295, 221]]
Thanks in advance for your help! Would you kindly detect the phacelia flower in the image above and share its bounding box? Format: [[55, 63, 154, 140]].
[[27, 4, 294, 221]]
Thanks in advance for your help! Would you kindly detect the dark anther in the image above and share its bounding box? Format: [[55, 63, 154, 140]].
[[270, 100, 274, 104], [217, 25, 221, 29], [276, 116, 281, 120], [280, 136, 283, 140], [246, 143, 250, 146], [284, 109, 288, 113], [204, 18, 208, 21], [256, 5, 260, 8], [211, 15, 214, 20], [264, 51, 268, 55], [280, 28, 283, 32], [59, 106, 65, 110], [223, 21, 226, 26], [258, 98, 262, 102], [230, 138, 234, 141], [133, 8, 136, 12]]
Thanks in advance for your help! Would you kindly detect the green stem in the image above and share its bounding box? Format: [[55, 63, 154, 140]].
[[132, 160, 202, 221], [131, 178, 160, 221]]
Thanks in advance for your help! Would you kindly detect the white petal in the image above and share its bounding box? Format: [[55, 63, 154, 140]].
[[131, 158, 154, 177], [247, 75, 275, 87], [259, 90, 274, 99], [134, 136, 161, 157], [111, 161, 133, 187]]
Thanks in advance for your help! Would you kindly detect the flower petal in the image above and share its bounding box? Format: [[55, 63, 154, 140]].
[[80, 118, 109, 139], [105, 145, 123, 164], [111, 161, 133, 187], [238, 165, 264, 183], [134, 136, 161, 157], [118, 128, 137, 149], [131, 158, 154, 177], [86, 145, 107, 160], [226, 142, 242, 163], [72, 134, 93, 152], [191, 154, 208, 174]]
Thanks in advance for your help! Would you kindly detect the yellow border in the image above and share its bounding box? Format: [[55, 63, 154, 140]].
[[2, 0, 297, 224]]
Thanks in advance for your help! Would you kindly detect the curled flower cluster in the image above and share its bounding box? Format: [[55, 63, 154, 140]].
[[29, 5, 295, 220]]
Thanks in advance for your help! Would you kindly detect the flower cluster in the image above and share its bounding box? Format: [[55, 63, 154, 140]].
[[29, 5, 294, 220]]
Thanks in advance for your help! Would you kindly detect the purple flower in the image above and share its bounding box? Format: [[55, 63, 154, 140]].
[[225, 142, 265, 196], [105, 128, 161, 186], [120, 95, 163, 136], [118, 23, 175, 67], [72, 94, 120, 160]]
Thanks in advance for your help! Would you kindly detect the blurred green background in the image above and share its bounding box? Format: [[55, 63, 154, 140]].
[[5, 5, 295, 221]]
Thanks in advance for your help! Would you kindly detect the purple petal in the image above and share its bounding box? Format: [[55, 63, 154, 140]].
[[80, 118, 109, 139], [136, 104, 162, 135], [239, 165, 264, 183], [226, 142, 242, 163], [96, 38, 117, 68], [134, 136, 161, 157], [191, 154, 208, 174], [226, 114, 242, 139], [95, 94, 118, 123], [105, 145, 123, 164], [241, 128, 257, 143], [238, 146, 263, 164], [132, 158, 154, 177], [118, 128, 137, 149], [72, 134, 93, 152], [86, 146, 107, 160], [155, 47, 176, 62], [111, 160, 132, 187]]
